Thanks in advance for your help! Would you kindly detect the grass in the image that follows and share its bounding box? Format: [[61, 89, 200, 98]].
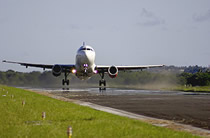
[[0, 85, 201, 138], [171, 86, 210, 92]]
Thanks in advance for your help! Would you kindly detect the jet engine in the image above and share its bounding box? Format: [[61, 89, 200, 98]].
[[52, 65, 62, 77], [108, 66, 118, 78]]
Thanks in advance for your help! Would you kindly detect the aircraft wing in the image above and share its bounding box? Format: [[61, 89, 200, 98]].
[[2, 60, 75, 72], [95, 65, 164, 73]]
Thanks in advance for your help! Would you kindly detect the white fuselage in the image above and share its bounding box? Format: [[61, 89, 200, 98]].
[[75, 45, 96, 80]]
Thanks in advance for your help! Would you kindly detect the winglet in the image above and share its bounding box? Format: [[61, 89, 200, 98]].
[[83, 42, 86, 46]]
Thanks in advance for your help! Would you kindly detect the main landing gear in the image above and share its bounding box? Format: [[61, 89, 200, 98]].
[[62, 72, 70, 85], [99, 72, 106, 91]]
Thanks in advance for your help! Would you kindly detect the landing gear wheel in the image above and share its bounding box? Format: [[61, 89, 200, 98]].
[[99, 80, 102, 86], [99, 79, 106, 91], [62, 79, 69, 85], [104, 80, 106, 90], [62, 79, 65, 85], [99, 80, 102, 91], [67, 80, 69, 85]]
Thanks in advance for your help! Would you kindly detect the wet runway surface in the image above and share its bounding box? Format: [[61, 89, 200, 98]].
[[29, 88, 210, 130]]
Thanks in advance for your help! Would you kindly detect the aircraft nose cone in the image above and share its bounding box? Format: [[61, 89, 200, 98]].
[[85, 50, 93, 59], [79, 50, 90, 63]]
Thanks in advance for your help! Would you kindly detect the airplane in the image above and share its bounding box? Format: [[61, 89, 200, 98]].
[[3, 42, 164, 90]]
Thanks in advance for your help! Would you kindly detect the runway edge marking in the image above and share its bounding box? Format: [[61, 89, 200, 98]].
[[32, 90, 210, 138]]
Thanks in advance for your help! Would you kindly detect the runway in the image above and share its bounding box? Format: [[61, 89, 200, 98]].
[[29, 87, 210, 131]]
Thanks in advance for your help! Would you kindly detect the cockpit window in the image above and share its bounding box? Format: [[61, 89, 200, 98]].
[[79, 47, 93, 51], [87, 48, 93, 51]]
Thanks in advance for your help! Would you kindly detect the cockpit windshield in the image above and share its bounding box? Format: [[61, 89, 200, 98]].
[[79, 47, 94, 51]]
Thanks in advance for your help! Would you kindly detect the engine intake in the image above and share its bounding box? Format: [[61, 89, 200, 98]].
[[108, 66, 118, 78], [52, 65, 62, 77]]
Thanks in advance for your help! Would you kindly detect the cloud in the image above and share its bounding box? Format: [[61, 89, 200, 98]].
[[193, 9, 210, 22], [137, 8, 165, 27]]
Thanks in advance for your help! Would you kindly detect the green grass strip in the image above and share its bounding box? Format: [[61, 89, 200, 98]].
[[0, 85, 200, 138], [173, 86, 210, 92]]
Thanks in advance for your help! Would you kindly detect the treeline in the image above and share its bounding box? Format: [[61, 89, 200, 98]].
[[0, 68, 209, 87], [0, 70, 61, 87], [179, 72, 210, 86]]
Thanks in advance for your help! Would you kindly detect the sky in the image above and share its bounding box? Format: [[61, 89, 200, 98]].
[[0, 0, 210, 72]]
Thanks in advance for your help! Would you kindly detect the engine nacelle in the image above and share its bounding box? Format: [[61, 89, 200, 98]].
[[108, 66, 118, 78], [52, 65, 62, 77]]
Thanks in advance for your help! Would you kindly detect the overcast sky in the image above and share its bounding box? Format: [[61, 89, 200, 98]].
[[0, 0, 210, 72]]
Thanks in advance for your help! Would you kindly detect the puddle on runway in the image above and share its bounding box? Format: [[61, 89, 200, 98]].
[[22, 87, 210, 96]]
